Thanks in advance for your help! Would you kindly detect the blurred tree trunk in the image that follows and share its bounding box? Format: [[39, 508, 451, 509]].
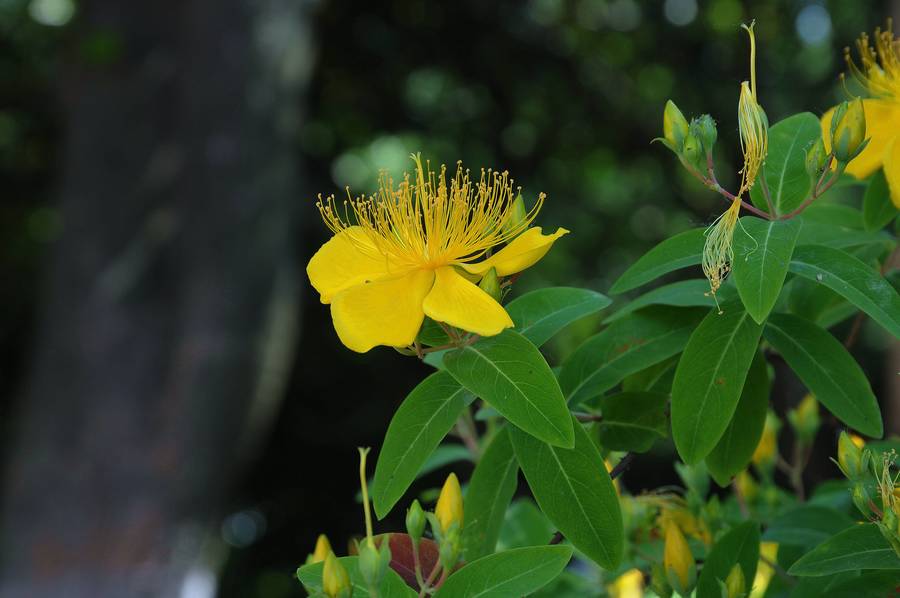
[[0, 1, 311, 596]]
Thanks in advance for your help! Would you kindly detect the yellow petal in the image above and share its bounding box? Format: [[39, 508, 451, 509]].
[[423, 266, 513, 336], [822, 99, 900, 179], [307, 226, 391, 304], [459, 227, 569, 277], [883, 136, 900, 209], [331, 269, 434, 353]]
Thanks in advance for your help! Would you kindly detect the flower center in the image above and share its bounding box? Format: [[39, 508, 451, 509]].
[[847, 21, 900, 103]]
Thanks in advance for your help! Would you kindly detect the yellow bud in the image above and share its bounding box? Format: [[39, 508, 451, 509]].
[[323, 552, 352, 598], [788, 394, 820, 444], [478, 267, 502, 302], [309, 534, 332, 564], [435, 472, 464, 534], [752, 411, 780, 471], [723, 563, 745, 598], [663, 100, 690, 151], [734, 470, 758, 502], [838, 430, 865, 479], [850, 433, 866, 450], [663, 523, 696, 595], [608, 568, 644, 598], [831, 97, 867, 163]]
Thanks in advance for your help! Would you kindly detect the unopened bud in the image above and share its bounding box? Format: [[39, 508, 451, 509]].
[[663, 523, 696, 595], [682, 131, 704, 169], [722, 563, 745, 598], [406, 499, 426, 542], [435, 473, 464, 535], [805, 137, 828, 177], [358, 537, 391, 591], [788, 395, 820, 445], [838, 431, 865, 479], [734, 470, 758, 502], [852, 482, 875, 519], [323, 552, 352, 598], [502, 193, 528, 236], [478, 267, 502, 302], [831, 97, 867, 163], [663, 100, 690, 152], [752, 412, 780, 472], [308, 534, 333, 564], [694, 114, 718, 156], [438, 524, 462, 570]]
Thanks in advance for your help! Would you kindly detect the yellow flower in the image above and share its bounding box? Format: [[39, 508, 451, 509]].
[[435, 472, 464, 534], [822, 21, 900, 207], [607, 568, 644, 598], [307, 154, 568, 352]]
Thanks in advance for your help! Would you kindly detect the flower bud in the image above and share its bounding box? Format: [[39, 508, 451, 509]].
[[805, 137, 828, 177], [323, 552, 353, 598], [502, 193, 528, 236], [734, 470, 758, 502], [722, 563, 745, 598], [838, 431, 866, 479], [435, 473, 464, 535], [663, 523, 696, 595], [438, 524, 462, 570], [358, 537, 391, 591], [650, 562, 673, 598], [663, 100, 690, 152], [831, 97, 867, 163], [608, 569, 644, 598], [682, 131, 704, 169], [693, 114, 718, 156], [788, 395, 820, 445], [478, 267, 502, 302], [751, 412, 780, 472], [406, 499, 426, 543], [852, 481, 875, 519], [308, 534, 333, 564]]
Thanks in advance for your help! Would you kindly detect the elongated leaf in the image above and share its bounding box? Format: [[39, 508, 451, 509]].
[[462, 428, 519, 561], [763, 505, 856, 547], [789, 244, 900, 338], [764, 313, 883, 437], [595, 391, 668, 452], [505, 287, 611, 346], [671, 302, 764, 464], [823, 571, 900, 597], [609, 228, 705, 294], [297, 556, 416, 597], [749, 112, 819, 214], [604, 279, 736, 323], [732, 216, 801, 323], [560, 306, 707, 408], [510, 417, 624, 569], [434, 546, 572, 598], [497, 499, 555, 550], [444, 330, 574, 448], [372, 372, 470, 519], [705, 351, 770, 486], [788, 523, 900, 576], [696, 521, 760, 598], [863, 170, 898, 231]]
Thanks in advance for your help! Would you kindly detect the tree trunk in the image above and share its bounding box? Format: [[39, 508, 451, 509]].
[[0, 1, 311, 595]]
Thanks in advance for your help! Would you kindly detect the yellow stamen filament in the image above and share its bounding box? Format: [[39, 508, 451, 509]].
[[702, 198, 742, 311], [316, 154, 543, 271], [737, 22, 768, 197], [846, 19, 900, 102]]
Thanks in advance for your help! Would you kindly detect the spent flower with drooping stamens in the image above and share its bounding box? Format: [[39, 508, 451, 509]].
[[702, 199, 741, 308], [737, 22, 768, 196]]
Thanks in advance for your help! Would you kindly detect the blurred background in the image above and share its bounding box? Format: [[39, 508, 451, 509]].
[[0, 0, 897, 596]]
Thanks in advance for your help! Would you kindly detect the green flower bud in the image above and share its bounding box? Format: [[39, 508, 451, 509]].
[[664, 100, 690, 152], [682, 131, 704, 170], [722, 563, 745, 598], [502, 193, 528, 237], [693, 114, 718, 155], [357, 538, 391, 591], [852, 481, 875, 519], [838, 431, 865, 479], [323, 552, 353, 598], [805, 137, 828, 177], [831, 97, 867, 163], [478, 267, 502, 302], [406, 499, 426, 543], [438, 524, 461, 570]]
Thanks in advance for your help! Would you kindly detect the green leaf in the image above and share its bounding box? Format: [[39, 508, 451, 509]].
[[671, 302, 764, 464], [696, 521, 760, 598], [444, 330, 574, 448], [705, 350, 770, 486], [418, 317, 452, 346], [560, 306, 707, 408], [762, 505, 856, 547], [505, 287, 611, 346], [788, 523, 900, 576], [823, 571, 900, 597], [595, 391, 668, 452], [863, 170, 899, 231], [789, 244, 900, 338], [462, 428, 519, 561], [297, 556, 416, 597], [609, 228, 705, 294], [749, 112, 820, 215], [604, 279, 736, 323], [764, 313, 883, 437], [372, 372, 471, 519], [510, 416, 624, 569], [434, 546, 572, 598], [731, 216, 802, 323], [497, 499, 555, 550]]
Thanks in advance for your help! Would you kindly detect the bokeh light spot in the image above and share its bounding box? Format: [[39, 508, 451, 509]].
[[28, 0, 75, 27], [795, 5, 832, 46], [663, 0, 698, 27]]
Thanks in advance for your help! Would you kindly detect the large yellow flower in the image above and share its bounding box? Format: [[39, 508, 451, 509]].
[[822, 22, 900, 207], [307, 154, 568, 353]]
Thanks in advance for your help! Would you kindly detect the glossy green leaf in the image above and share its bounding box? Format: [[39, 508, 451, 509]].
[[372, 372, 470, 519], [434, 546, 572, 598], [749, 112, 819, 215], [510, 417, 624, 569], [696, 521, 760, 598], [671, 303, 764, 464], [705, 351, 770, 486], [788, 523, 900, 576], [595, 391, 668, 452], [297, 556, 416, 597], [497, 499, 555, 550], [789, 244, 900, 338], [505, 287, 611, 346], [560, 306, 707, 408], [462, 428, 519, 561], [762, 505, 856, 547], [444, 330, 574, 448], [604, 279, 736, 323], [823, 571, 900, 597], [863, 170, 899, 231], [609, 228, 705, 294], [731, 216, 801, 323], [621, 355, 678, 393], [764, 313, 883, 437]]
